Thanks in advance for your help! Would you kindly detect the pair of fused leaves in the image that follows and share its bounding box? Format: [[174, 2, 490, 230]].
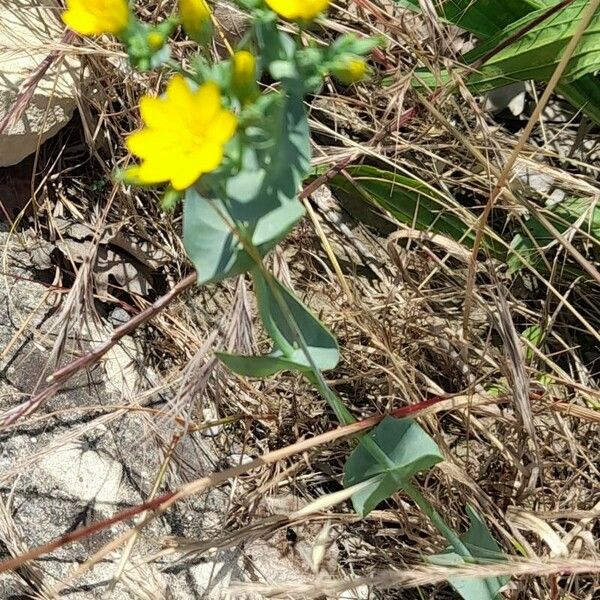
[[183, 88, 310, 285], [343, 416, 444, 516], [218, 270, 339, 376], [399, 0, 600, 123], [344, 416, 506, 600], [429, 505, 509, 600]]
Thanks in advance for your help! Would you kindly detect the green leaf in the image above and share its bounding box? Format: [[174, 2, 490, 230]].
[[558, 76, 600, 124], [183, 90, 311, 284], [428, 505, 508, 600], [522, 324, 544, 361], [404, 0, 600, 123], [415, 1, 600, 91], [329, 165, 505, 259], [395, 0, 549, 37], [218, 270, 339, 376], [216, 352, 295, 378], [343, 417, 444, 517]]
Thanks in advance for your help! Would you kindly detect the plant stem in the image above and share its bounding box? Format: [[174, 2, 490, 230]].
[[403, 482, 499, 597], [402, 481, 471, 558]]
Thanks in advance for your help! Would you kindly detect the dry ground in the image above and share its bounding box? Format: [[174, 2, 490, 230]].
[[0, 1, 599, 598]]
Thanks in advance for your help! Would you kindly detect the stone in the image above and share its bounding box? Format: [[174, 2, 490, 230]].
[[484, 82, 528, 117], [0, 229, 355, 597], [38, 440, 124, 513], [0, 1, 83, 166]]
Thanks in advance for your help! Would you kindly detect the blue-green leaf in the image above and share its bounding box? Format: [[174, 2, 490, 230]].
[[183, 90, 311, 284], [218, 271, 339, 376], [343, 417, 444, 517], [428, 505, 508, 600]]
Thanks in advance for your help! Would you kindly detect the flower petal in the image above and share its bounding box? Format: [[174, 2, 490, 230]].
[[196, 143, 224, 173], [139, 96, 168, 129], [170, 161, 203, 190], [126, 129, 176, 159], [190, 82, 222, 128], [62, 8, 104, 35], [166, 75, 195, 114], [206, 110, 237, 144], [137, 158, 178, 185]]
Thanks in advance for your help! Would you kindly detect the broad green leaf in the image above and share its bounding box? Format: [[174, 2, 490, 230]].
[[403, 0, 600, 123], [558, 77, 600, 124], [428, 505, 508, 600], [507, 232, 536, 275], [218, 270, 339, 376], [329, 165, 505, 259], [415, 1, 600, 91], [183, 91, 310, 284], [395, 0, 549, 37], [343, 417, 444, 517]]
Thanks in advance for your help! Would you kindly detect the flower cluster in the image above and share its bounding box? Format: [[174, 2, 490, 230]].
[[62, 0, 372, 192]]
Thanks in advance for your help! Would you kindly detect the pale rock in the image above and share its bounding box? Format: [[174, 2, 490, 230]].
[[38, 440, 124, 513], [484, 82, 528, 117], [0, 0, 83, 166]]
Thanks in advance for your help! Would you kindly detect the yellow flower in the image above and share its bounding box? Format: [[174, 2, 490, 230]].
[[265, 0, 329, 21], [232, 50, 257, 102], [62, 0, 129, 36], [333, 57, 367, 85], [179, 0, 213, 44], [126, 75, 237, 191]]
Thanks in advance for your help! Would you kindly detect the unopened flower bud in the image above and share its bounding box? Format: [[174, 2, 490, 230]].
[[332, 56, 367, 85], [232, 50, 258, 102], [178, 0, 213, 45]]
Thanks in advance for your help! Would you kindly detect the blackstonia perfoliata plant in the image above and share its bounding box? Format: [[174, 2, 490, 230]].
[[61, 2, 508, 597]]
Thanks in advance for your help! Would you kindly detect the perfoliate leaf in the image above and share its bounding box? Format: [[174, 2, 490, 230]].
[[343, 417, 444, 517], [428, 505, 508, 600], [183, 89, 310, 284], [218, 271, 339, 376]]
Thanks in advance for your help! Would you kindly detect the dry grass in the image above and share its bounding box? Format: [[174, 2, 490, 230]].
[[0, 0, 599, 599]]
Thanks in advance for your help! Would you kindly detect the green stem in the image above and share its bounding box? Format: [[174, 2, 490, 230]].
[[207, 189, 480, 586], [403, 481, 470, 558], [305, 372, 355, 426], [403, 481, 498, 597]]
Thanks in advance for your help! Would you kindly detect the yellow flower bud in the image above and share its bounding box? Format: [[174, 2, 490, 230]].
[[333, 57, 367, 85], [178, 0, 213, 45], [147, 31, 166, 51], [232, 50, 258, 102]]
